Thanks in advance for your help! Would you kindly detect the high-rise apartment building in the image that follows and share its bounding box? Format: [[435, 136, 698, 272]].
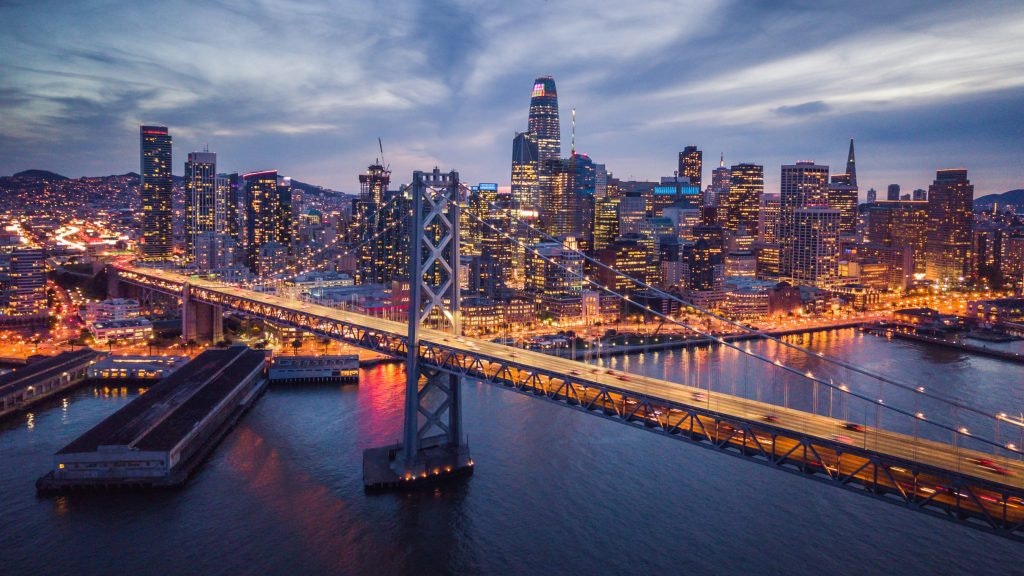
[[244, 170, 283, 272], [791, 207, 841, 287], [139, 125, 173, 260], [679, 146, 702, 189], [925, 169, 974, 283], [4, 247, 47, 320], [185, 151, 217, 264], [780, 161, 830, 281]]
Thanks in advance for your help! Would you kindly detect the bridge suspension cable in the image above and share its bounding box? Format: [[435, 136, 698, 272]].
[[470, 200, 1015, 423], [464, 207, 1018, 456], [243, 192, 408, 289]]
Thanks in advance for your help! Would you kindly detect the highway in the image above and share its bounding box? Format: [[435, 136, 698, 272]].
[[123, 266, 1024, 525]]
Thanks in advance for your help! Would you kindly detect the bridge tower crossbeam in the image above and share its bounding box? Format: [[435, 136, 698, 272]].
[[363, 168, 472, 490]]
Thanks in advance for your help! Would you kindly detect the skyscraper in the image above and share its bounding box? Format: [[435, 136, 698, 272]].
[[828, 177, 858, 236], [679, 146, 702, 189], [529, 76, 560, 223], [359, 162, 389, 205], [791, 207, 841, 287], [139, 125, 173, 261], [243, 170, 281, 273], [925, 169, 974, 284], [528, 76, 560, 166], [780, 161, 830, 282], [185, 151, 217, 264], [710, 154, 730, 207], [723, 163, 763, 235], [511, 131, 539, 215]]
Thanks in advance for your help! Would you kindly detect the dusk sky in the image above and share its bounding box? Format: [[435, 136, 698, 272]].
[[1, 0, 1022, 197]]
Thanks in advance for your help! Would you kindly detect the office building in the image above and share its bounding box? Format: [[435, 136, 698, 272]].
[[679, 146, 702, 189], [723, 163, 763, 235], [925, 169, 974, 284], [887, 184, 901, 202]]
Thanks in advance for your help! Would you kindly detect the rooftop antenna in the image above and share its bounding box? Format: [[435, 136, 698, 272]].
[[571, 108, 576, 156]]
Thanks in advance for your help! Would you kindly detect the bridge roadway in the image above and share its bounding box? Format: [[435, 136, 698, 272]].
[[116, 266, 1024, 537]]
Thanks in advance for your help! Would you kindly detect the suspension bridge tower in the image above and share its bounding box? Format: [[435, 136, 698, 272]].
[[363, 168, 473, 490]]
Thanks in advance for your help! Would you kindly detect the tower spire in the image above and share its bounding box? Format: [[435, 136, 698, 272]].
[[719, 152, 724, 168], [846, 138, 857, 187]]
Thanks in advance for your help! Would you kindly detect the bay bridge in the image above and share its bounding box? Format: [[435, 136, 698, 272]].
[[112, 168, 1024, 540]]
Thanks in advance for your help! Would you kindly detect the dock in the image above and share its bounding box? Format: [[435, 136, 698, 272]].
[[0, 348, 103, 421], [37, 345, 268, 493], [862, 323, 1024, 364], [267, 354, 359, 384]]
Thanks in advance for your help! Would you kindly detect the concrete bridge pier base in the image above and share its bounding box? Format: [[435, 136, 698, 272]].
[[182, 285, 224, 344]]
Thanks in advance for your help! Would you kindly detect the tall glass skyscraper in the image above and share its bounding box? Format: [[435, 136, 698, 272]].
[[140, 125, 173, 261], [185, 151, 217, 264], [529, 76, 560, 224], [528, 76, 560, 166]]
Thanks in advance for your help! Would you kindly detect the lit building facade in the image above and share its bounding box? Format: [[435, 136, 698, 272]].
[[723, 163, 763, 235], [139, 125, 173, 260], [925, 169, 974, 284], [678, 146, 702, 189], [185, 151, 217, 264]]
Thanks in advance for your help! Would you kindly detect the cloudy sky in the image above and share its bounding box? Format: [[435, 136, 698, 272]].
[[1, 0, 1022, 197]]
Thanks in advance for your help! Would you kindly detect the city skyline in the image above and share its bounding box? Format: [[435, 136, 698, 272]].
[[0, 1, 1022, 197]]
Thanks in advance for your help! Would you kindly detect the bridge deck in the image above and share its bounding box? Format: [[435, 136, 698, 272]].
[[119, 266, 1024, 535]]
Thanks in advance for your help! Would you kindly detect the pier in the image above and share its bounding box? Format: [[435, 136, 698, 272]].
[[37, 345, 268, 493], [0, 348, 102, 420]]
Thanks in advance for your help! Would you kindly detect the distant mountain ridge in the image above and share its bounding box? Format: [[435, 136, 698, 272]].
[[975, 189, 1024, 207], [12, 169, 68, 180]]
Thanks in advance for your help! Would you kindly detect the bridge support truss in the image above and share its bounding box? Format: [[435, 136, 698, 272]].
[[363, 168, 472, 490]]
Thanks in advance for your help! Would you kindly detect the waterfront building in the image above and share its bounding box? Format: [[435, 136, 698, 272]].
[[82, 298, 140, 324], [90, 317, 153, 344]]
